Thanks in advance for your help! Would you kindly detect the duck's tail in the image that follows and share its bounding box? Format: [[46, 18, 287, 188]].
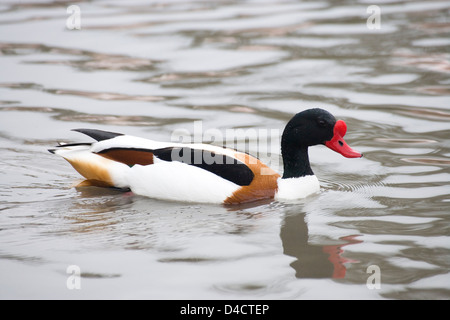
[[49, 140, 130, 189]]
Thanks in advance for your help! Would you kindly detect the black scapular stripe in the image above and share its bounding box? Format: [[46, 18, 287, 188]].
[[152, 147, 254, 186]]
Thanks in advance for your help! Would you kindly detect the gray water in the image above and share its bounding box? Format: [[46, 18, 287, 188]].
[[0, 0, 449, 300]]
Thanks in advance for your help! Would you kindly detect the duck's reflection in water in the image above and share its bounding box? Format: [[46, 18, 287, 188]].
[[280, 210, 361, 279]]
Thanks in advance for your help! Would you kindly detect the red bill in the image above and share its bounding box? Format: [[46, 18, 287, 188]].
[[325, 120, 363, 158]]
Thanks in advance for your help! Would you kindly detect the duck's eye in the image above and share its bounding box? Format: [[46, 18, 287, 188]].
[[317, 119, 327, 127]]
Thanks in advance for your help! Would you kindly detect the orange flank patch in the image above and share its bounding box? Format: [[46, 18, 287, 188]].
[[66, 157, 115, 187], [224, 153, 280, 204], [98, 148, 154, 166], [74, 179, 114, 188]]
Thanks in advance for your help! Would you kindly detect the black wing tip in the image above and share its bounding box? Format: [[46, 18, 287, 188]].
[[72, 128, 124, 142]]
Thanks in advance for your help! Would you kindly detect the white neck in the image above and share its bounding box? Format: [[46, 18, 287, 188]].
[[275, 175, 320, 200]]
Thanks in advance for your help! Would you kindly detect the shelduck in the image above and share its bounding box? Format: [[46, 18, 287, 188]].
[[49, 108, 362, 204]]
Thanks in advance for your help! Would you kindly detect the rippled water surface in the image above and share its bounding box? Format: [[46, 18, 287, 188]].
[[0, 0, 449, 299]]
